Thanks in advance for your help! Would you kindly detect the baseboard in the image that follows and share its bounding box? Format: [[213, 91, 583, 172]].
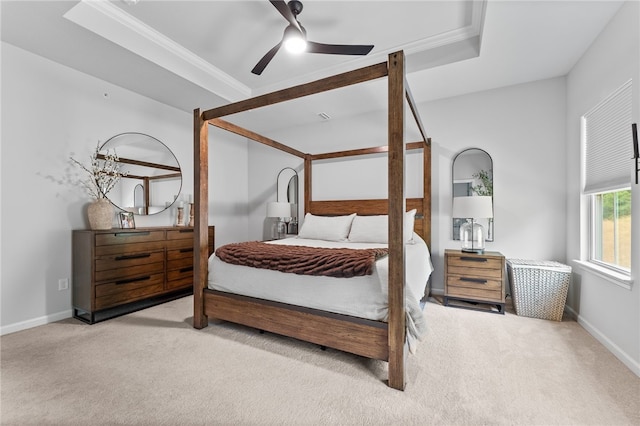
[[429, 288, 444, 297], [565, 305, 640, 377], [0, 310, 72, 336]]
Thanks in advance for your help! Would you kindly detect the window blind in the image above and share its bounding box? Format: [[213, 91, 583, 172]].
[[583, 79, 633, 194]]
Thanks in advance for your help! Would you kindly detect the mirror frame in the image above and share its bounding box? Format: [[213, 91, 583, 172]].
[[452, 148, 494, 241], [99, 132, 182, 215], [276, 167, 299, 229]]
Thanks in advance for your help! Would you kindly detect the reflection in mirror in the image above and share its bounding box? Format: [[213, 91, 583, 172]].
[[452, 148, 494, 241], [277, 167, 299, 234], [99, 133, 182, 215]]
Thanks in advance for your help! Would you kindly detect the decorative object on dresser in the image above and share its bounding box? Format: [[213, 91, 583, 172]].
[[87, 198, 115, 230], [118, 211, 135, 229], [70, 141, 127, 230], [444, 249, 505, 314], [452, 195, 493, 254], [72, 226, 214, 324]]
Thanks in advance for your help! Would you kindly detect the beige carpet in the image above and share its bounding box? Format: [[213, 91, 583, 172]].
[[1, 296, 638, 425]]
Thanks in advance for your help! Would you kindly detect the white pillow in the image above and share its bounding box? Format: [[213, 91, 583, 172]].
[[347, 215, 388, 243], [348, 209, 417, 244], [297, 213, 356, 241]]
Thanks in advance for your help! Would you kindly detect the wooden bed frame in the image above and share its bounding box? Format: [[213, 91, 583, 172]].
[[193, 51, 431, 390]]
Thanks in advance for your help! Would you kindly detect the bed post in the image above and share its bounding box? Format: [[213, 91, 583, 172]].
[[193, 108, 209, 329], [387, 51, 406, 390], [304, 156, 312, 214], [423, 142, 431, 249]]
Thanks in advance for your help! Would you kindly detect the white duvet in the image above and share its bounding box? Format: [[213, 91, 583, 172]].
[[208, 233, 433, 352]]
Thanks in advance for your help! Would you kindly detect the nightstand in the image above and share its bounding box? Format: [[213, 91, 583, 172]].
[[444, 249, 506, 314]]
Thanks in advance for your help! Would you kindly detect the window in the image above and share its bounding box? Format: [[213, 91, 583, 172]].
[[583, 80, 632, 274], [591, 189, 631, 272]]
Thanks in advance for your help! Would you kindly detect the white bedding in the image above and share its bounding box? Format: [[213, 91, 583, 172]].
[[208, 233, 433, 351]]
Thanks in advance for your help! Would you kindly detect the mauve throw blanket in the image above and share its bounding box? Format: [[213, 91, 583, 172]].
[[215, 241, 389, 278]]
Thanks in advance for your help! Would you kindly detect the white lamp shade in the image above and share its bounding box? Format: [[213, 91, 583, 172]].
[[452, 196, 493, 219], [267, 201, 292, 218]]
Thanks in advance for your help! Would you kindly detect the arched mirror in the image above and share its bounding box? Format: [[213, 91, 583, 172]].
[[99, 132, 182, 215], [452, 148, 494, 241], [277, 167, 299, 233]]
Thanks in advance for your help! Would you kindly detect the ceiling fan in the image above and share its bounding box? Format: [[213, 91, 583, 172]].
[[251, 0, 374, 75]]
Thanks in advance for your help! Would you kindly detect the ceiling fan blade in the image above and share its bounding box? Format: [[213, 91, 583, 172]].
[[251, 41, 283, 75], [307, 41, 374, 56], [269, 0, 302, 32]]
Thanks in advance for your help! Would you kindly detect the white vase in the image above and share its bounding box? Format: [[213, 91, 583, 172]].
[[87, 198, 114, 230]]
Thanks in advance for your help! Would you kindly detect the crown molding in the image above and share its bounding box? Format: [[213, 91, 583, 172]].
[[63, 0, 250, 102]]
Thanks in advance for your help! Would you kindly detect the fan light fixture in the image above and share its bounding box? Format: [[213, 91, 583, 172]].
[[283, 25, 307, 54], [251, 0, 374, 75]]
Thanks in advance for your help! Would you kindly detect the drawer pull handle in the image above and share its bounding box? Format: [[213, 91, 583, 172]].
[[460, 277, 487, 284], [179, 248, 194, 253], [179, 229, 194, 233], [114, 253, 151, 261], [115, 276, 151, 285], [179, 267, 193, 273], [113, 231, 151, 237], [460, 257, 488, 263]]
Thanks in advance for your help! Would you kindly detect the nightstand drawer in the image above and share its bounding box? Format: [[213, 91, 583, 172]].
[[446, 275, 503, 290], [447, 265, 502, 280], [447, 255, 503, 271], [447, 285, 502, 302]]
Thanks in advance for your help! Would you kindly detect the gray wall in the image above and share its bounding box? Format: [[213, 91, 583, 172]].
[[564, 1, 639, 375], [0, 42, 249, 333]]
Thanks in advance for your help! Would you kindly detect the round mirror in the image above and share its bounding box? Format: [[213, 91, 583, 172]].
[[99, 132, 182, 215], [452, 148, 493, 241]]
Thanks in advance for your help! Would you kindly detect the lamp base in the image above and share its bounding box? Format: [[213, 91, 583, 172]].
[[460, 219, 486, 254], [461, 247, 485, 254]]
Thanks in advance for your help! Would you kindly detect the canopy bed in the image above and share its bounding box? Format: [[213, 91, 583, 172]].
[[193, 51, 431, 390]]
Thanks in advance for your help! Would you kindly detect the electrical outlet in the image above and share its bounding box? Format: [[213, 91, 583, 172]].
[[58, 278, 69, 291]]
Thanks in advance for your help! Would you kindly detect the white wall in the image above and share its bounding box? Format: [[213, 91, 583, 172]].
[[564, 1, 639, 375], [420, 77, 568, 291], [0, 42, 249, 333], [246, 76, 568, 296]]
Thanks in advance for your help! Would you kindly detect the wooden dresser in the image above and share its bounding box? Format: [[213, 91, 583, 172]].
[[444, 249, 506, 314], [72, 226, 214, 323]]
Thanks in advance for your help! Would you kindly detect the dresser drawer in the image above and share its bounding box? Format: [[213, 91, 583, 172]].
[[96, 230, 165, 246], [167, 229, 195, 240], [166, 238, 194, 250], [95, 273, 165, 310], [166, 274, 193, 291], [95, 241, 165, 257], [95, 254, 164, 282]]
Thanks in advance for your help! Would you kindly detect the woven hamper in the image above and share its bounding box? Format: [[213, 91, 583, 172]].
[[507, 259, 572, 321]]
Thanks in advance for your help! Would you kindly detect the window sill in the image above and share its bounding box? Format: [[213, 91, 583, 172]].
[[574, 260, 633, 290]]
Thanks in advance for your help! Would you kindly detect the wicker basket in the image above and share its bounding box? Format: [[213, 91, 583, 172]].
[[507, 259, 572, 321]]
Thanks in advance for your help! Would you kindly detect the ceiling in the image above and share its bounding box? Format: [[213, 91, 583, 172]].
[[1, 0, 623, 135]]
